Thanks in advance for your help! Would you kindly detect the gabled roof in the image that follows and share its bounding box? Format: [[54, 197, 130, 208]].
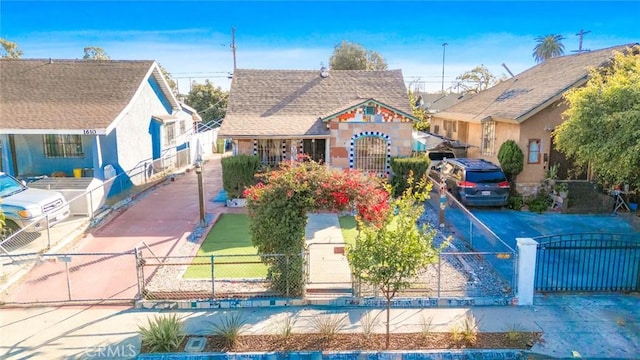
[[0, 59, 179, 134], [436, 44, 637, 124], [320, 98, 416, 121], [220, 69, 412, 137]]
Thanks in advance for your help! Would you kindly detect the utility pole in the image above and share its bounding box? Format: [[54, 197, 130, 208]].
[[572, 29, 591, 53], [441, 43, 448, 94], [231, 27, 237, 73]]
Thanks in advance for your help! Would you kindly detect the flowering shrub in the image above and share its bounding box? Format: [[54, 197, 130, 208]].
[[243, 159, 391, 296]]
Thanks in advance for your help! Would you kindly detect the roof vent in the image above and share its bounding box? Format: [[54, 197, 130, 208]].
[[320, 65, 329, 78]]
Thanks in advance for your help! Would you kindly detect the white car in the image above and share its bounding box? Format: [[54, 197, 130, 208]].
[[0, 172, 71, 238]]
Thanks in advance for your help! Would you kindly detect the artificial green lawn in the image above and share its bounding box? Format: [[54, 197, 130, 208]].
[[338, 215, 400, 249], [183, 213, 268, 279], [338, 215, 358, 248]]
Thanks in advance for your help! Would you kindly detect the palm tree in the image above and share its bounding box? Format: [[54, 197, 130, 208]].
[[533, 34, 566, 63]]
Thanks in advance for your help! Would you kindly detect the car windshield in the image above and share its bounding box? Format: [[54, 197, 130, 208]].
[[466, 170, 506, 184], [0, 174, 27, 198]]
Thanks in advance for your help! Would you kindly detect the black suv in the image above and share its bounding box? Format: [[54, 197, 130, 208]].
[[431, 158, 509, 207]]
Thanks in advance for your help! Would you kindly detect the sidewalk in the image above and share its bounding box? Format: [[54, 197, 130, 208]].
[[0, 295, 638, 359]]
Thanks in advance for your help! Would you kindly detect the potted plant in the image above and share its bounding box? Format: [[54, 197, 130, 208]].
[[545, 164, 558, 187], [556, 182, 569, 198]]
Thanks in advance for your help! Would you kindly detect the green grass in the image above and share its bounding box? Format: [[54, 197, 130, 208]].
[[338, 215, 358, 248], [184, 213, 268, 279], [338, 215, 399, 249]]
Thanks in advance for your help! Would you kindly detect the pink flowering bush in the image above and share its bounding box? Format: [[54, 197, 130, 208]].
[[243, 159, 391, 296]]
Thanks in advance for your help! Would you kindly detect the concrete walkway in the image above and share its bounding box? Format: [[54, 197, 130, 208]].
[[0, 295, 638, 359], [305, 213, 351, 292]]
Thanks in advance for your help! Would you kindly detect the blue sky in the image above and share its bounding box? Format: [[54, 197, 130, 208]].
[[1, 1, 638, 93]]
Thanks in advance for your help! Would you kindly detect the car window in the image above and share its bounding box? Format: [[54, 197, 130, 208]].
[[428, 152, 455, 161], [0, 174, 26, 198], [466, 170, 506, 183]]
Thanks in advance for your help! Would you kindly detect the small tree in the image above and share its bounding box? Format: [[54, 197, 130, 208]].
[[497, 140, 524, 192], [455, 65, 504, 94], [408, 90, 430, 132], [348, 174, 441, 349]]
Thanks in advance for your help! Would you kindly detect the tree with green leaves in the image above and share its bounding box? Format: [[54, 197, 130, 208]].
[[554, 46, 640, 189], [184, 80, 228, 125], [497, 140, 524, 193], [455, 65, 503, 94], [533, 34, 565, 63], [83, 46, 110, 60], [408, 90, 430, 132], [0, 38, 23, 58], [348, 174, 441, 349], [329, 41, 388, 70]]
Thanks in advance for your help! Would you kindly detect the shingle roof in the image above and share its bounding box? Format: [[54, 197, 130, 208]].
[[0, 59, 167, 132], [437, 44, 636, 123], [219, 69, 412, 137]]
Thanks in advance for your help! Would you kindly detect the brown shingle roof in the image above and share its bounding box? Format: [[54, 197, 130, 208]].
[[220, 69, 411, 137], [0, 59, 160, 131], [437, 44, 636, 123]]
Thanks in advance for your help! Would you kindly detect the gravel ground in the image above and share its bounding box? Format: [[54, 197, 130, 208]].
[[143, 206, 513, 300]]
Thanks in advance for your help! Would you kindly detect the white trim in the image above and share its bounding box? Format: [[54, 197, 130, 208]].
[[106, 62, 180, 134]]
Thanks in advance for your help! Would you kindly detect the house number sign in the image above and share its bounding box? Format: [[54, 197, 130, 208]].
[[83, 129, 97, 135]]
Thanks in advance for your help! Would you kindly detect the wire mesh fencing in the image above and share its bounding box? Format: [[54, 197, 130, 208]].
[[138, 253, 305, 300]]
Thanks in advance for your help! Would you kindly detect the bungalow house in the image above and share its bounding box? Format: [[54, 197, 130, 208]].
[[218, 68, 417, 176], [431, 44, 634, 193], [0, 59, 203, 213]]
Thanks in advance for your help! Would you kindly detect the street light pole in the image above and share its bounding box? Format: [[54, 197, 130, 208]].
[[441, 42, 448, 93], [195, 162, 205, 227]]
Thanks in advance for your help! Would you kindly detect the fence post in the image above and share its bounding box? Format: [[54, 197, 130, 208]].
[[286, 255, 290, 297], [516, 238, 538, 305], [437, 254, 442, 298], [134, 250, 142, 300], [46, 214, 52, 250], [211, 255, 215, 300], [64, 259, 72, 301]]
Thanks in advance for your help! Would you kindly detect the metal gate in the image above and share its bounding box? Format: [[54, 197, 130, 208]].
[[534, 233, 640, 292], [305, 242, 353, 295]]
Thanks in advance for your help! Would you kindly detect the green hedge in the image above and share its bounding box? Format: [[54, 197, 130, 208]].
[[389, 157, 430, 197], [221, 155, 260, 198]]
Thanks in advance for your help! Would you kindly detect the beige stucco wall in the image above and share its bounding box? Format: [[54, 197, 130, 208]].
[[433, 100, 568, 194], [516, 101, 567, 192]]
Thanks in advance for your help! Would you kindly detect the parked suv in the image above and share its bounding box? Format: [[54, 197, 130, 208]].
[[430, 158, 509, 207], [0, 172, 70, 238]]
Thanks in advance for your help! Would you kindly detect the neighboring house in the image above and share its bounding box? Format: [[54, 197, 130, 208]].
[[431, 44, 634, 193], [0, 59, 201, 208], [219, 68, 417, 176]]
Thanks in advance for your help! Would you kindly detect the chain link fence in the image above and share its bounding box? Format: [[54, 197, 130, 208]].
[[137, 253, 305, 300]]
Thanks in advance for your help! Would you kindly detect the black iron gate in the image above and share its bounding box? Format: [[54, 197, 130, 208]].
[[534, 233, 640, 292]]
